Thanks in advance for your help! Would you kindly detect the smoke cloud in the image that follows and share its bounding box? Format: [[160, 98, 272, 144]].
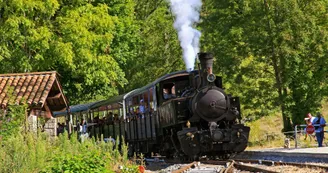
[[169, 0, 202, 71]]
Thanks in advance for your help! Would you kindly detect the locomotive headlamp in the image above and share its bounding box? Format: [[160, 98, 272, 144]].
[[207, 74, 216, 83], [186, 121, 191, 128], [186, 132, 194, 140]]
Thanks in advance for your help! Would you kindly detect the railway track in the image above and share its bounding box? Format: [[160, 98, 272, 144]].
[[147, 158, 328, 172]]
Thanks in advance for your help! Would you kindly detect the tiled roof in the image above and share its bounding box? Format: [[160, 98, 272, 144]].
[[0, 71, 67, 110]]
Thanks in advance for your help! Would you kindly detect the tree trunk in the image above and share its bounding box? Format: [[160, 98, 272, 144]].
[[272, 56, 292, 132], [264, 0, 292, 132], [281, 88, 292, 132]]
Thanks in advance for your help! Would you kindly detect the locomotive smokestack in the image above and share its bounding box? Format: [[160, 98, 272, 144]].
[[198, 52, 214, 73], [198, 52, 215, 86]]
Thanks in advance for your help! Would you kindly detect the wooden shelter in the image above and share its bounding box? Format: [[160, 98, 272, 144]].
[[0, 71, 69, 136]]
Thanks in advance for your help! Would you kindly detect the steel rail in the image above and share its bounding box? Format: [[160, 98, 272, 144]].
[[202, 160, 278, 173], [145, 157, 328, 172], [233, 162, 278, 173], [234, 158, 328, 170], [171, 162, 197, 173]]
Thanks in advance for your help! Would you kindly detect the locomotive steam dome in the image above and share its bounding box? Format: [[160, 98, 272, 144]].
[[191, 53, 230, 122]]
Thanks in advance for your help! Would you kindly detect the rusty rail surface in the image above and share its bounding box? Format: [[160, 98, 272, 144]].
[[145, 157, 328, 172], [203, 160, 278, 173], [233, 162, 278, 173], [171, 162, 197, 173], [234, 159, 328, 170]]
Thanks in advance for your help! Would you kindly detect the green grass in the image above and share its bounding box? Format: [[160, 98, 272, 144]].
[[246, 113, 286, 149]]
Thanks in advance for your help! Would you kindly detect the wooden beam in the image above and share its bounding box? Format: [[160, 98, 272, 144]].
[[54, 80, 69, 107], [48, 105, 66, 112], [44, 102, 53, 118], [47, 93, 62, 100]]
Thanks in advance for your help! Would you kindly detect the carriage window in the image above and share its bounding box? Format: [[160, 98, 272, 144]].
[[163, 83, 176, 99]]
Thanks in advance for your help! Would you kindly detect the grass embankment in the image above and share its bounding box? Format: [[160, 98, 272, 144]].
[[246, 102, 328, 149], [0, 132, 139, 173], [245, 114, 285, 149]]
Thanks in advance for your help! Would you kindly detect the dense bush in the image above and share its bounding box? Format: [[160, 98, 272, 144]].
[[0, 132, 139, 173], [0, 104, 27, 142]]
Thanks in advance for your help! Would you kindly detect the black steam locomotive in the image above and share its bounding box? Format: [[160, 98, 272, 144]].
[[54, 52, 250, 159]]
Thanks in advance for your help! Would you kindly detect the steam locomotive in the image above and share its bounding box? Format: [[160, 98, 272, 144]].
[[154, 53, 250, 159], [55, 52, 250, 159]]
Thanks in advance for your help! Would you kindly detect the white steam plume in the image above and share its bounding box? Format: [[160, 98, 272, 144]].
[[169, 0, 202, 71]]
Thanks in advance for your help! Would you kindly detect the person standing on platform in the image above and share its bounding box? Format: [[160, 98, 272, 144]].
[[313, 112, 326, 147], [304, 113, 315, 141]]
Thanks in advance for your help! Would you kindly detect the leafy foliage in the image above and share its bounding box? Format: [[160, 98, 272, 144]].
[[47, 150, 107, 173], [124, 0, 184, 92], [0, 0, 140, 103], [0, 131, 138, 173], [0, 105, 27, 141], [0, 87, 28, 141], [201, 0, 328, 130]]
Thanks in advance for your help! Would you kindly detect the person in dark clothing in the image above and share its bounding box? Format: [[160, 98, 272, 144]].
[[313, 112, 326, 147]]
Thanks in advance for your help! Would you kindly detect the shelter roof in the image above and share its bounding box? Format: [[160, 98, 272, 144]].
[[53, 100, 103, 117], [0, 71, 68, 111]]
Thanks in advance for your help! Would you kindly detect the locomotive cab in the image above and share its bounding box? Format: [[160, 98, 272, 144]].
[[157, 75, 191, 128]]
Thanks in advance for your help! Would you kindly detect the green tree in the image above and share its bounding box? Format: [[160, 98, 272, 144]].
[[125, 0, 184, 91], [201, 0, 279, 120], [53, 2, 128, 103], [201, 0, 328, 131], [0, 0, 60, 72], [0, 0, 140, 103]]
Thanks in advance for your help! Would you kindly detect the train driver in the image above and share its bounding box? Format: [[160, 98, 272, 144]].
[[163, 84, 176, 99], [163, 88, 171, 99]]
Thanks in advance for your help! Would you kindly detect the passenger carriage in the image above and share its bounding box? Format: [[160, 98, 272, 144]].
[[54, 70, 194, 155]]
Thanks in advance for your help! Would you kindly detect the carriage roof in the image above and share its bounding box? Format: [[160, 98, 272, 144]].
[[125, 70, 189, 98], [53, 100, 103, 117], [53, 70, 191, 116], [89, 70, 190, 109]]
